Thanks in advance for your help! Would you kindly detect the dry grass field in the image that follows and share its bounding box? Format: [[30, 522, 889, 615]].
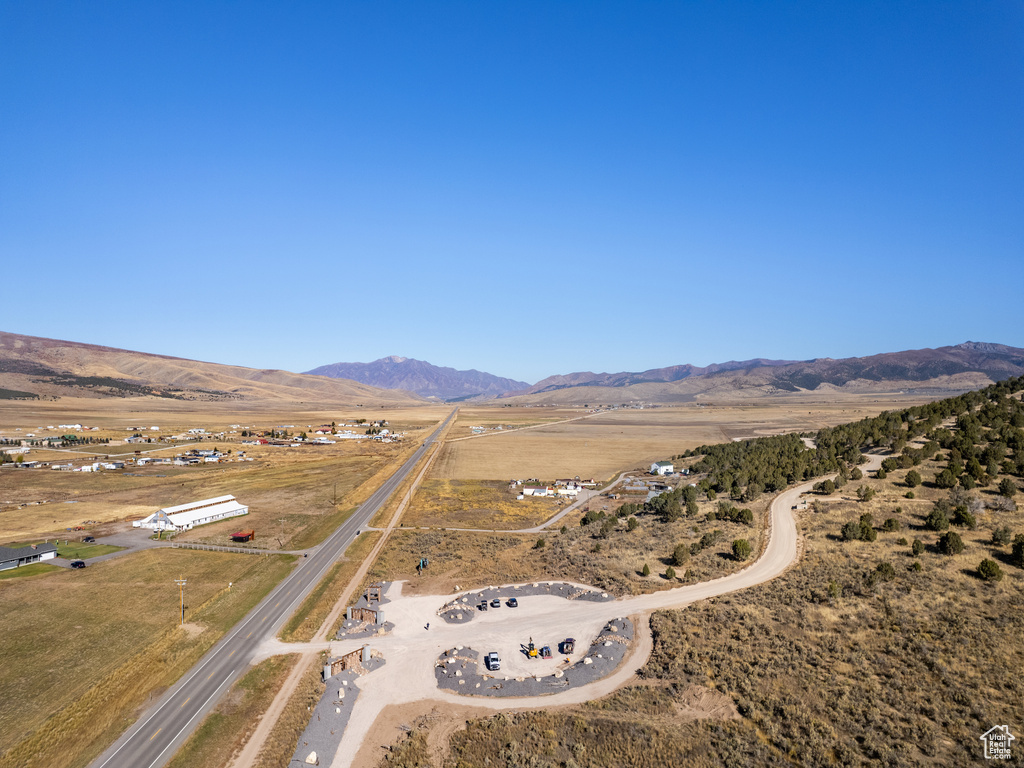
[[430, 397, 934, 482], [399, 479, 564, 529], [0, 548, 295, 768], [0, 405, 448, 548], [165, 654, 300, 768]]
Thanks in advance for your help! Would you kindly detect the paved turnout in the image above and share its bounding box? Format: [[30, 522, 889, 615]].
[[89, 410, 456, 768]]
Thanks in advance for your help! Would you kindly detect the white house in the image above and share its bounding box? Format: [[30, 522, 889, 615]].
[[0, 543, 58, 571], [651, 461, 674, 476], [132, 495, 249, 531], [523, 486, 554, 497]]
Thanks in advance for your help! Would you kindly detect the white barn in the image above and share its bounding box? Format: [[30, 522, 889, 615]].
[[133, 495, 249, 532], [651, 461, 674, 475]]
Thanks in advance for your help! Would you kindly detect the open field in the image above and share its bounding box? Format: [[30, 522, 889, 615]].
[[165, 654, 300, 768], [0, 548, 295, 768], [431, 397, 936, 482], [400, 479, 564, 530]]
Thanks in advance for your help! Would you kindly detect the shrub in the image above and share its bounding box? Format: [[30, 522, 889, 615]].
[[642, 562, 651, 577], [934, 469, 958, 489], [881, 518, 902, 532], [875, 467, 887, 480], [925, 506, 950, 532], [827, 580, 841, 599], [732, 539, 752, 561], [1012, 534, 1024, 568], [938, 531, 965, 555], [671, 544, 690, 567], [991, 527, 1012, 546], [664, 566, 676, 580], [533, 537, 545, 550], [841, 520, 861, 542], [627, 516, 638, 531], [978, 558, 1003, 582], [910, 560, 922, 572], [999, 478, 1018, 498], [851, 468, 863, 480], [905, 491, 915, 499], [897, 537, 908, 546], [875, 562, 896, 581], [912, 539, 924, 556], [905, 470, 922, 488], [951, 507, 976, 530]]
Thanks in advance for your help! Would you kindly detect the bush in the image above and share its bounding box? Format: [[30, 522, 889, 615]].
[[905, 470, 922, 488], [881, 518, 902, 532], [851, 467, 863, 480], [642, 562, 651, 577], [671, 544, 690, 567], [999, 478, 1018, 498], [533, 537, 545, 550], [925, 506, 950, 532], [912, 539, 924, 556], [951, 507, 976, 530], [978, 558, 1004, 582], [627, 516, 638, 531], [664, 566, 676, 580], [732, 539, 752, 561], [934, 468, 958, 489], [1012, 535, 1024, 568], [938, 531, 965, 555], [905, 491, 915, 499], [841, 520, 861, 542], [875, 467, 887, 480], [910, 560, 922, 572], [875, 562, 896, 581], [992, 527, 1012, 546]]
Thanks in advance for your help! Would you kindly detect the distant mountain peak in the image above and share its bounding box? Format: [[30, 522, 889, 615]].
[[306, 357, 529, 401]]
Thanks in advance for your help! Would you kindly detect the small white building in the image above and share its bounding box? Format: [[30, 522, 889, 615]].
[[523, 486, 554, 497], [133, 495, 249, 532], [651, 461, 674, 476]]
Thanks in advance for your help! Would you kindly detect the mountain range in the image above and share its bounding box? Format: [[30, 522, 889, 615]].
[[497, 342, 1024, 403], [0, 332, 422, 405], [2, 331, 1023, 406], [305, 356, 528, 401]]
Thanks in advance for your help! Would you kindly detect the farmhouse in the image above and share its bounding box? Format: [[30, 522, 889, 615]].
[[651, 461, 674, 475], [523, 486, 554, 497], [132, 495, 249, 532], [0, 542, 58, 571]]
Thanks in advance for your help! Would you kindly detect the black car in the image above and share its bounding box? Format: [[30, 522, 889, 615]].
[[70, 560, 86, 569], [83, 536, 95, 543], [508, 597, 518, 607]]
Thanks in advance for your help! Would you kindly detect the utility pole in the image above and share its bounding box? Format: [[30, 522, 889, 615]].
[[175, 576, 187, 626]]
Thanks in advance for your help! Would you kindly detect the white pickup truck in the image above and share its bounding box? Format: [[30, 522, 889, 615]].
[[485, 652, 500, 671]]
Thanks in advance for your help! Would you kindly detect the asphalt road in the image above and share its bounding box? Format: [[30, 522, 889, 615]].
[[89, 410, 456, 768]]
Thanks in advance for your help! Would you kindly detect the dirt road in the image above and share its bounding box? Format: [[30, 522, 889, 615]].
[[257, 453, 884, 767]]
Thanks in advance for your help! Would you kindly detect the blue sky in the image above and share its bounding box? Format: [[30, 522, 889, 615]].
[[2, 2, 1022, 384]]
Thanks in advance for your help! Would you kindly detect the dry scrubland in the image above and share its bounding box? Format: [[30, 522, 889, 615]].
[[0, 549, 294, 768], [382, 456, 1024, 767], [362, 486, 767, 598]]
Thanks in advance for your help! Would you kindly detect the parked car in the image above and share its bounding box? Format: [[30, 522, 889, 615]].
[[83, 536, 95, 543], [485, 652, 501, 671], [507, 597, 518, 607], [479, 601, 488, 611], [490, 598, 501, 608], [70, 560, 86, 569]]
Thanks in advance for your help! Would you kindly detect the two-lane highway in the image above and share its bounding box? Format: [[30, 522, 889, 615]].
[[91, 410, 456, 768]]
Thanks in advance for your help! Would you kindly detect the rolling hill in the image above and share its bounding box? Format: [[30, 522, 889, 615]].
[[306, 356, 528, 401], [499, 342, 1024, 404], [0, 332, 424, 405]]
